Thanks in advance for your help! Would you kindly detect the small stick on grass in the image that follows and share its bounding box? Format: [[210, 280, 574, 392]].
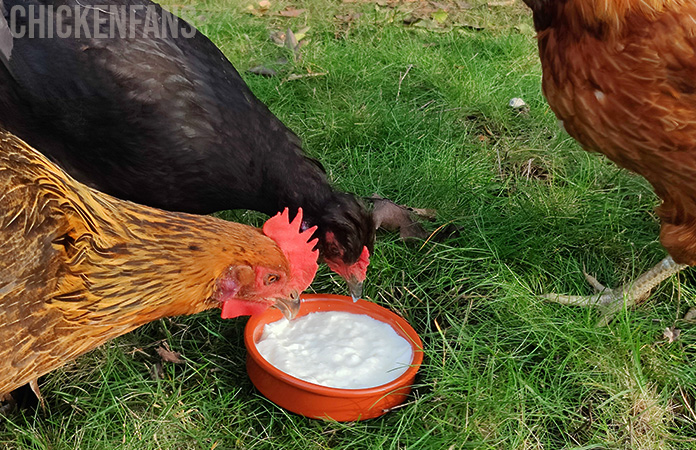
[[396, 64, 414, 100]]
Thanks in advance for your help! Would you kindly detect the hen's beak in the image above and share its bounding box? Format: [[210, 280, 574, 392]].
[[346, 275, 363, 303], [272, 290, 302, 320]]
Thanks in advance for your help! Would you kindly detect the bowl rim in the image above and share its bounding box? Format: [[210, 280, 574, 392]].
[[244, 293, 424, 397]]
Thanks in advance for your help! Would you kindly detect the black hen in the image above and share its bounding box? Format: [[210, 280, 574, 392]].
[[0, 0, 374, 296]]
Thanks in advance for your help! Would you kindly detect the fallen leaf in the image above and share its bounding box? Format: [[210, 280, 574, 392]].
[[293, 26, 311, 42], [245, 0, 271, 16], [409, 206, 437, 221], [285, 72, 328, 81], [431, 9, 448, 23], [247, 65, 277, 77], [156, 345, 184, 363], [487, 0, 514, 5], [335, 12, 363, 23], [413, 18, 439, 30], [270, 30, 286, 45], [277, 7, 305, 17], [684, 307, 696, 321], [280, 26, 310, 60], [515, 23, 533, 35], [370, 194, 431, 240], [245, 4, 260, 15], [285, 27, 298, 52], [663, 327, 681, 343]]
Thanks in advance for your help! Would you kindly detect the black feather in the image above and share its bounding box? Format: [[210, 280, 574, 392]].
[[0, 0, 375, 266]]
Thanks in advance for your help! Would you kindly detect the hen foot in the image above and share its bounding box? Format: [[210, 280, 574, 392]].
[[543, 256, 687, 326]]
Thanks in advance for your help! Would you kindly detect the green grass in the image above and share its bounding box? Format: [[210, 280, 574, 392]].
[[3, 0, 696, 448]]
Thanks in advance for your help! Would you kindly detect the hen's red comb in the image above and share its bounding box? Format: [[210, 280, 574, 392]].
[[263, 208, 319, 292]]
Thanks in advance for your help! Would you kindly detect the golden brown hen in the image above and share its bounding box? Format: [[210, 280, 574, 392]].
[[522, 0, 696, 322], [0, 130, 318, 398]]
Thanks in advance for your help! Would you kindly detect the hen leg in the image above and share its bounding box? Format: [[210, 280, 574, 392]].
[[543, 256, 687, 326]]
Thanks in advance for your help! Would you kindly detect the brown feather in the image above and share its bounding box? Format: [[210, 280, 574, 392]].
[[526, 0, 696, 264], [0, 130, 291, 395]]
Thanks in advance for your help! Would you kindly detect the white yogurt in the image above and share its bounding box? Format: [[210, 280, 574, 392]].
[[255, 311, 414, 389]]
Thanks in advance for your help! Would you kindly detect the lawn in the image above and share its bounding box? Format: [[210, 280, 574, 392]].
[[2, 0, 696, 448]]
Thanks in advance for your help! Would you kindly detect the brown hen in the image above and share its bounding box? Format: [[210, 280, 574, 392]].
[[0, 130, 318, 398], [522, 0, 696, 322]]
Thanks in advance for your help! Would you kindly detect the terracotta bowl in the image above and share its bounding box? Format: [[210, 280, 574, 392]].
[[244, 293, 423, 421]]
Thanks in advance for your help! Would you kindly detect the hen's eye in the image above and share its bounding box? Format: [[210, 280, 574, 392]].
[[326, 244, 340, 258], [265, 274, 280, 285]]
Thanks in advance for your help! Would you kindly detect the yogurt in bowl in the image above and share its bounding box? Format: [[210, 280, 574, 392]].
[[244, 294, 423, 421], [256, 311, 414, 389]]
